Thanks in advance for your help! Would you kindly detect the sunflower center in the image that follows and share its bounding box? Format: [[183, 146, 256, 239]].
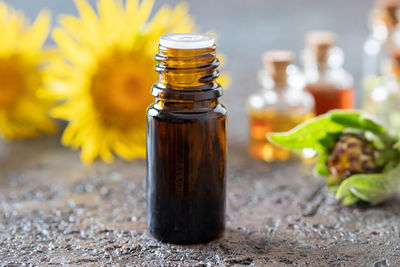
[[0, 58, 24, 109], [91, 52, 155, 129]]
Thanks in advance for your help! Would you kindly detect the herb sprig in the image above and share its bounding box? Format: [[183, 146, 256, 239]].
[[269, 110, 400, 205]]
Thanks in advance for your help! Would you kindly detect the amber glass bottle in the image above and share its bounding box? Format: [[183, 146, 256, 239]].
[[303, 31, 355, 115], [362, 0, 400, 108], [367, 48, 400, 130], [146, 33, 227, 244], [247, 51, 315, 162]]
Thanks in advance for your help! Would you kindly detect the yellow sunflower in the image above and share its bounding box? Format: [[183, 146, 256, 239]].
[[0, 3, 56, 140], [45, 0, 202, 163]]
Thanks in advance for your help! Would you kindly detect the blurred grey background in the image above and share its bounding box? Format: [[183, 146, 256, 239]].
[[10, 0, 374, 145]]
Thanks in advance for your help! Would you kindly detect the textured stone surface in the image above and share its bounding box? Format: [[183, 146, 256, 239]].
[[0, 138, 399, 266]]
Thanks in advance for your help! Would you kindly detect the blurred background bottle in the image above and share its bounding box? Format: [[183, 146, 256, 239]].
[[247, 50, 315, 162], [362, 0, 400, 108], [367, 48, 400, 130], [303, 31, 355, 115]]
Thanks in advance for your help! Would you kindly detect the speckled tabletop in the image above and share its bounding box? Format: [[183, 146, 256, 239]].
[[0, 138, 399, 266]]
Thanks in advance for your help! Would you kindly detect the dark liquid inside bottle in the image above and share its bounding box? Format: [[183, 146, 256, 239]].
[[305, 84, 354, 115], [147, 103, 226, 243], [146, 34, 227, 244]]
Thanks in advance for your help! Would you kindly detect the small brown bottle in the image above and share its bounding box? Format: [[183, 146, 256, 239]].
[[362, 0, 400, 107], [368, 48, 400, 130], [247, 51, 314, 162], [303, 31, 355, 115], [146, 33, 227, 244]]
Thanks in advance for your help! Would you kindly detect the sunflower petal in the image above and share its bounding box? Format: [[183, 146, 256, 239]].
[[21, 11, 51, 54], [52, 28, 92, 67]]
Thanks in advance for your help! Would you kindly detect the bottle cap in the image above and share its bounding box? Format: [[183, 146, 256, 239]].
[[391, 47, 400, 63], [263, 50, 294, 84], [305, 31, 337, 63], [160, 33, 215, 49], [390, 47, 400, 76], [374, 0, 399, 27], [376, 0, 399, 9]]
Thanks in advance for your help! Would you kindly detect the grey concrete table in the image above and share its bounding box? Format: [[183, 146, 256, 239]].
[[0, 137, 399, 266]]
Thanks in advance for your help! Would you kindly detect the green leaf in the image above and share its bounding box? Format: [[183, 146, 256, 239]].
[[359, 115, 386, 134], [336, 164, 400, 205], [268, 110, 387, 152], [268, 113, 344, 151], [342, 193, 360, 206], [313, 152, 330, 177], [393, 140, 400, 151], [331, 112, 385, 134], [364, 131, 385, 149], [383, 160, 399, 172], [330, 112, 363, 128]]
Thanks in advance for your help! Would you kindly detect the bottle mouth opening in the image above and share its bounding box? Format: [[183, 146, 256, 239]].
[[160, 33, 215, 49]]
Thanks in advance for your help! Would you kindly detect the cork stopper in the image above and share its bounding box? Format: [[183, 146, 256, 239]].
[[262, 50, 294, 86], [374, 0, 399, 28], [389, 48, 400, 77], [391, 47, 400, 67], [376, 0, 399, 10], [391, 46, 400, 58], [305, 31, 337, 64]]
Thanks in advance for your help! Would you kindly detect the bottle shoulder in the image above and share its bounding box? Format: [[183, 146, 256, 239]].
[[305, 67, 354, 89], [370, 78, 400, 103], [363, 37, 384, 56], [147, 103, 227, 122], [247, 88, 314, 113]]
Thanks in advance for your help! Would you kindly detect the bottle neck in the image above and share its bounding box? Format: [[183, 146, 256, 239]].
[[155, 98, 218, 112], [388, 62, 400, 79], [305, 61, 330, 75], [259, 71, 288, 91], [152, 45, 222, 106], [316, 62, 330, 74], [272, 78, 288, 89], [369, 8, 399, 40], [304, 46, 333, 75], [369, 20, 394, 43]]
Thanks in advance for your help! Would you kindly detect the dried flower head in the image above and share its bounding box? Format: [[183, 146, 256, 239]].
[[327, 133, 383, 183]]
